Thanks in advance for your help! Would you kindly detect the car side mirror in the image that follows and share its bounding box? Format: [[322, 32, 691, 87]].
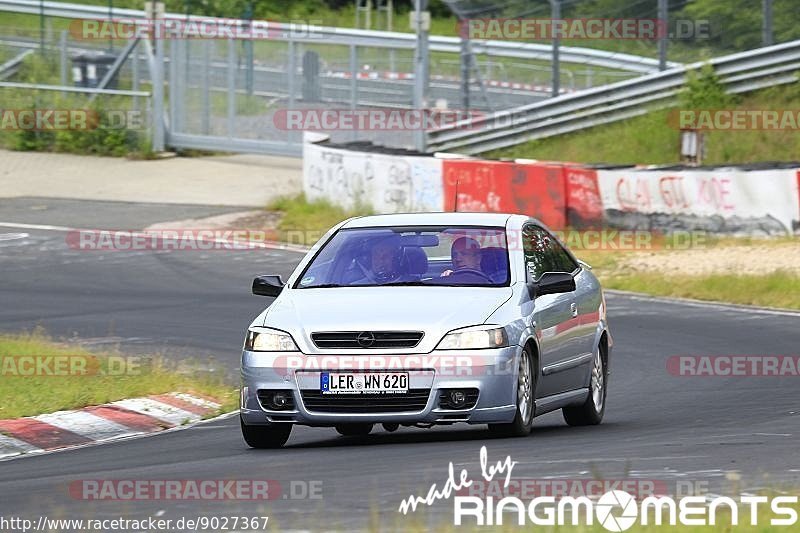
[[527, 272, 576, 299], [252, 275, 284, 297]]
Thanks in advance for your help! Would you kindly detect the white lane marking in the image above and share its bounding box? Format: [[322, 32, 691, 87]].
[[606, 289, 800, 317], [0, 434, 40, 458], [0, 222, 74, 231], [0, 222, 308, 253], [110, 398, 200, 426], [0, 232, 29, 241], [35, 411, 140, 442], [171, 393, 221, 410]]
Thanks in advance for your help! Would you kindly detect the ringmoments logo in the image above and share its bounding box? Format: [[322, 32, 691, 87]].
[[397, 447, 799, 530]]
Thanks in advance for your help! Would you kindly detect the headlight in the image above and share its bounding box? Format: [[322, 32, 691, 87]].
[[244, 328, 299, 352], [436, 326, 508, 350]]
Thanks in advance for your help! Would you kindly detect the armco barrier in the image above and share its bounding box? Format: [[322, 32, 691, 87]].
[[302, 135, 800, 235]]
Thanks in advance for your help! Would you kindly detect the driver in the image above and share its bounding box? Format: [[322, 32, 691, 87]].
[[353, 235, 405, 284], [442, 236, 482, 276]]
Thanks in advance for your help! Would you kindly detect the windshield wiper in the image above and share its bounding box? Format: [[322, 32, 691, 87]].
[[303, 283, 345, 289], [378, 280, 431, 287]]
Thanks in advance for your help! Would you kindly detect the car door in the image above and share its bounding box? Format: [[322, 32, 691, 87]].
[[522, 224, 578, 397]]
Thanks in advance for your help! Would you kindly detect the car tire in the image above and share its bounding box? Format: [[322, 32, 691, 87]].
[[240, 417, 292, 448], [488, 346, 536, 437], [563, 345, 607, 426], [335, 423, 374, 436]]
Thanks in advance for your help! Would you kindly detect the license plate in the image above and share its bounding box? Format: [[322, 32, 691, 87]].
[[320, 372, 408, 394]]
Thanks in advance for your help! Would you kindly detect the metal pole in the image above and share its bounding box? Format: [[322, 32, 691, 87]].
[[762, 0, 773, 46], [287, 37, 295, 109], [132, 41, 139, 112], [412, 0, 428, 152], [152, 3, 165, 151], [108, 0, 113, 52], [201, 40, 210, 135], [169, 38, 177, 133], [549, 0, 560, 96], [245, 0, 254, 95], [350, 44, 357, 141], [59, 30, 68, 87], [460, 31, 469, 110], [227, 37, 236, 138], [177, 38, 185, 133], [39, 0, 44, 52], [658, 0, 668, 70]]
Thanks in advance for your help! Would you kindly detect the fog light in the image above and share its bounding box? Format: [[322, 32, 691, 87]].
[[272, 392, 290, 409], [449, 390, 466, 408], [258, 389, 295, 411]]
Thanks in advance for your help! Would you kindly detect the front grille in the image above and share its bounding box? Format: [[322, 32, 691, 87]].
[[311, 331, 424, 349], [300, 389, 430, 413]]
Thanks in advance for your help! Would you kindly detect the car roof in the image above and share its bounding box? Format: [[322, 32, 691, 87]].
[[342, 212, 514, 228]]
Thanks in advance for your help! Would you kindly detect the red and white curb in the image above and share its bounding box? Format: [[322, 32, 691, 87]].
[[0, 393, 221, 460]]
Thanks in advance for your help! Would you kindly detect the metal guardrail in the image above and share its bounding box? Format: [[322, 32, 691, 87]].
[[427, 40, 800, 154], [0, 48, 31, 80], [0, 0, 679, 74]]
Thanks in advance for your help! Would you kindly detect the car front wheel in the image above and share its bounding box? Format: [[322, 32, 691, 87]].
[[240, 417, 292, 448], [489, 346, 536, 437], [563, 346, 607, 426]]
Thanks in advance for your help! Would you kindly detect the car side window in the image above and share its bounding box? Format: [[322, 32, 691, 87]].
[[522, 225, 578, 281]]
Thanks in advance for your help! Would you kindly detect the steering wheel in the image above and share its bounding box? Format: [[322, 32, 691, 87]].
[[449, 268, 493, 282]]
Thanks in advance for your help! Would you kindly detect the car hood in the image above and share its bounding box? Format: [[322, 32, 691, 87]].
[[259, 286, 514, 354]]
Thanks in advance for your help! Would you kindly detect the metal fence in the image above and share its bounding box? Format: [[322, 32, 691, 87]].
[[427, 39, 800, 154], [0, 0, 665, 155]]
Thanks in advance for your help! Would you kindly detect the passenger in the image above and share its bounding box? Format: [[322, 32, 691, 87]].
[[441, 237, 482, 276]]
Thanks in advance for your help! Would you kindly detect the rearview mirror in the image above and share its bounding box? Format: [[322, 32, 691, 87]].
[[252, 275, 284, 297], [527, 272, 576, 299]]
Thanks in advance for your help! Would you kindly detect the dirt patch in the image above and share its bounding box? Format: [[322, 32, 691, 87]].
[[618, 242, 800, 276]]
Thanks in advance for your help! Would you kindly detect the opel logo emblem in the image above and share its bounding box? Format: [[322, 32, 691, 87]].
[[356, 331, 375, 347]]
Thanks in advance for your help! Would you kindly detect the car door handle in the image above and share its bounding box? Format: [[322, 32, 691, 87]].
[[570, 302, 578, 317]]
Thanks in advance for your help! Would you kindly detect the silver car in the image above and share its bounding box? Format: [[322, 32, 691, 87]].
[[240, 213, 611, 448]]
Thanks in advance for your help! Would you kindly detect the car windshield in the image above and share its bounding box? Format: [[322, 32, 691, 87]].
[[295, 226, 510, 288]]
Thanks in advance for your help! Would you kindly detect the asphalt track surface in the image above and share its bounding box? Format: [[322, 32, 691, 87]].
[[1, 198, 799, 530]]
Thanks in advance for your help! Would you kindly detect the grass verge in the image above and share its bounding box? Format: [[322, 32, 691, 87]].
[[576, 247, 800, 310], [0, 330, 237, 419], [602, 270, 800, 310], [266, 193, 373, 246], [488, 82, 800, 165]]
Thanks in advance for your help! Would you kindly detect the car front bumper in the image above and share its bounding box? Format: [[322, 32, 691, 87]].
[[240, 347, 520, 426]]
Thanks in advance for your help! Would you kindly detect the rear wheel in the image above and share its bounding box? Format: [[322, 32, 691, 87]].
[[489, 346, 536, 437], [240, 417, 292, 448], [335, 423, 374, 436], [563, 346, 607, 426]]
